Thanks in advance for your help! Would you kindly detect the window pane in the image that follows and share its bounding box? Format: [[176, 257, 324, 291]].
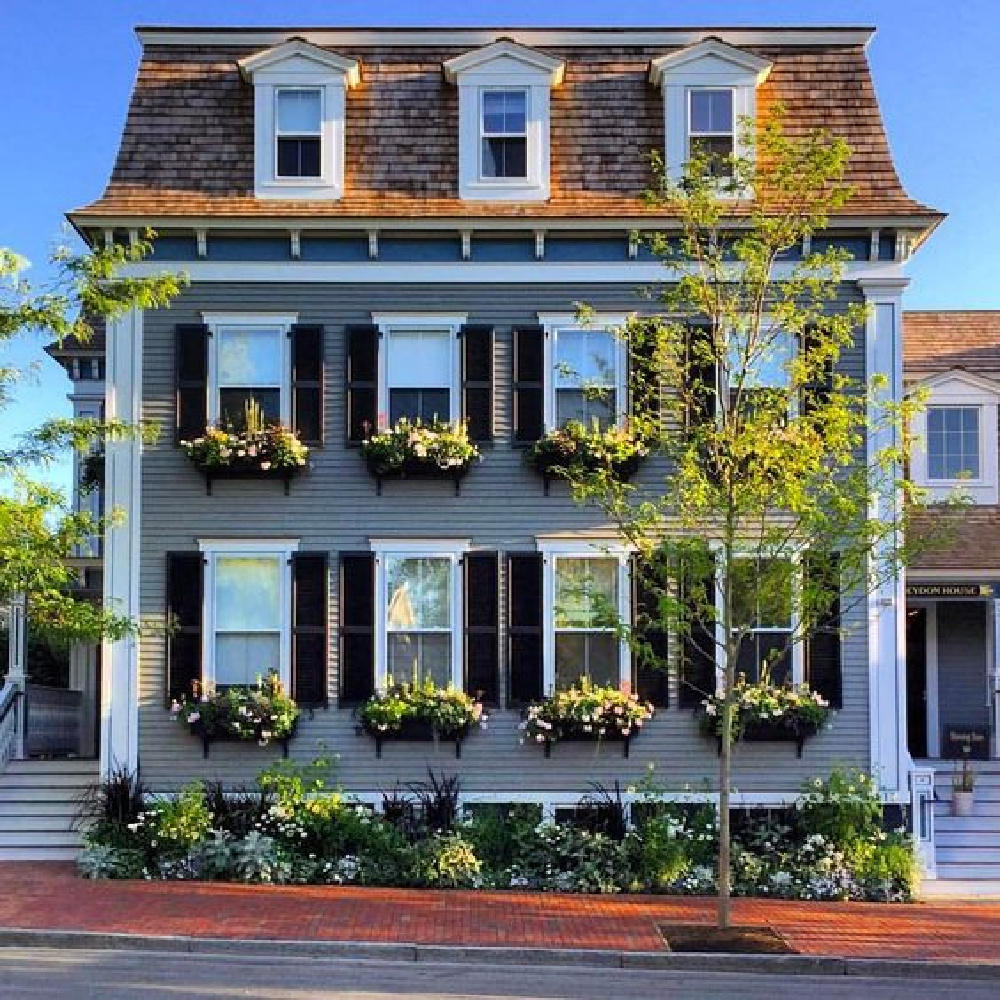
[[277, 137, 321, 178], [555, 558, 617, 628], [731, 558, 792, 629], [690, 89, 733, 133], [689, 136, 733, 177], [387, 557, 451, 629], [388, 633, 451, 688], [219, 388, 281, 429], [389, 388, 450, 425], [555, 633, 618, 688], [276, 89, 321, 134], [216, 556, 281, 631], [726, 327, 793, 390], [555, 389, 614, 428], [555, 632, 586, 689], [482, 90, 526, 135], [482, 137, 527, 179], [215, 633, 281, 687], [737, 633, 791, 685], [555, 329, 617, 387], [218, 328, 282, 386], [387, 330, 451, 389], [927, 406, 980, 480]]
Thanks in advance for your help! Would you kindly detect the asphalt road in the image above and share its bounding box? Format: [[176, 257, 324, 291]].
[[0, 948, 996, 999]]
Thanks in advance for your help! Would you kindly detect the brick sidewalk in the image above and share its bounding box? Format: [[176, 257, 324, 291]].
[[1, 864, 998, 963]]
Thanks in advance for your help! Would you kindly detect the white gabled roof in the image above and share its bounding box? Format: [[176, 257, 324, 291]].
[[443, 38, 565, 85], [907, 368, 1000, 397], [238, 38, 361, 87], [648, 37, 772, 87]]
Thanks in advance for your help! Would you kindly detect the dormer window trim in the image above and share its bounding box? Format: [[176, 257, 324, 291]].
[[444, 40, 564, 203], [239, 39, 360, 202], [649, 38, 771, 189]]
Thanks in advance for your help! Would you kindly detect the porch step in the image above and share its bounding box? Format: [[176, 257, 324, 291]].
[[920, 878, 1000, 898], [936, 863, 1000, 880], [0, 760, 98, 860]]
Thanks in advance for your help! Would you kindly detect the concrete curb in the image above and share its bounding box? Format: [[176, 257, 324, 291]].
[[0, 928, 998, 981]]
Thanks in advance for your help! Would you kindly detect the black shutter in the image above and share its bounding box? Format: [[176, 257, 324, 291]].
[[166, 552, 203, 704], [630, 318, 662, 436], [465, 551, 500, 705], [631, 555, 670, 707], [512, 325, 544, 445], [800, 327, 834, 416], [339, 552, 375, 704], [679, 551, 717, 708], [805, 553, 842, 708], [292, 553, 329, 706], [346, 324, 379, 444], [508, 552, 543, 704], [291, 324, 324, 444], [461, 324, 495, 443], [685, 323, 717, 431], [175, 324, 209, 443]]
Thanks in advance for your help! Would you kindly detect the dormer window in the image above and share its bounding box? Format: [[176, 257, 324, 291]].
[[688, 88, 734, 178], [481, 90, 528, 179], [275, 88, 322, 178], [444, 40, 564, 202], [239, 39, 360, 201], [649, 38, 771, 187]]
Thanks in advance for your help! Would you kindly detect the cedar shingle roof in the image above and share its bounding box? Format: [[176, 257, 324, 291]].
[[72, 34, 939, 223], [910, 507, 1000, 572], [904, 312, 1000, 377]]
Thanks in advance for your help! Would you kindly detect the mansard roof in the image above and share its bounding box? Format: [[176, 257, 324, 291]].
[[71, 26, 940, 225]]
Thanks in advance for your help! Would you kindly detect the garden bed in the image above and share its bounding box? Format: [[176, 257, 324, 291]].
[[659, 924, 797, 955]]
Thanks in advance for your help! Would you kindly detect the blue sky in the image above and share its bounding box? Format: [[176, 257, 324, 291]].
[[3, 0, 997, 487]]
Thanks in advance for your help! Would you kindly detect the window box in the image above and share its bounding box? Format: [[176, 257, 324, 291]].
[[520, 681, 654, 759], [181, 422, 309, 495], [698, 678, 831, 758], [171, 675, 300, 759], [358, 680, 485, 759], [526, 421, 648, 493], [361, 419, 480, 495]]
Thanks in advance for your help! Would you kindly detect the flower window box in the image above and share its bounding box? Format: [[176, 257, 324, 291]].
[[520, 680, 655, 758], [360, 419, 480, 496], [525, 420, 649, 495], [171, 675, 300, 759], [358, 680, 485, 758]]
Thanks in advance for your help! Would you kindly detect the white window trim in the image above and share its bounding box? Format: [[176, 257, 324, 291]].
[[538, 312, 630, 431], [687, 87, 735, 165], [649, 39, 771, 190], [537, 538, 632, 695], [202, 312, 297, 427], [239, 40, 360, 201], [372, 312, 467, 426], [713, 549, 804, 693], [909, 370, 1000, 504], [445, 41, 564, 203], [369, 538, 471, 691], [197, 538, 300, 689], [924, 405, 984, 485]]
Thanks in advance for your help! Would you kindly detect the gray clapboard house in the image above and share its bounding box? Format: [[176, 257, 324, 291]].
[[0, 25, 943, 860]]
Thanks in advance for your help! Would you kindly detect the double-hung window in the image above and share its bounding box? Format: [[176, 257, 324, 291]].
[[541, 314, 629, 430], [200, 541, 296, 688], [727, 556, 799, 686], [481, 89, 528, 180], [275, 88, 322, 178], [926, 405, 980, 481], [204, 314, 295, 431], [372, 541, 467, 690], [541, 543, 630, 693], [374, 314, 464, 426], [688, 89, 735, 178]]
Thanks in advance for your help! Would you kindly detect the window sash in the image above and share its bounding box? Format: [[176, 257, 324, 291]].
[[275, 88, 322, 137], [688, 89, 734, 137], [927, 405, 981, 481], [481, 90, 528, 138]]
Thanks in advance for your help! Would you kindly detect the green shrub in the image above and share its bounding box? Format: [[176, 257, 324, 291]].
[[796, 767, 883, 849], [463, 804, 541, 878], [420, 833, 483, 888], [77, 843, 145, 880]]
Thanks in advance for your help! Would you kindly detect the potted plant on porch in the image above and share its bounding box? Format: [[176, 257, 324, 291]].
[[952, 756, 976, 817]]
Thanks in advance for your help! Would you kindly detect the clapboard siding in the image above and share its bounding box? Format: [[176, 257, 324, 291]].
[[138, 280, 869, 792]]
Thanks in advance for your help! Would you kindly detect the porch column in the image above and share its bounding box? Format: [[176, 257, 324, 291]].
[[101, 307, 143, 778], [6, 592, 27, 758], [860, 277, 910, 796]]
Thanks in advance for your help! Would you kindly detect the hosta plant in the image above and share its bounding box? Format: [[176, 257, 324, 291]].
[[359, 678, 485, 737], [171, 673, 300, 745], [360, 418, 479, 475], [520, 679, 654, 747], [525, 419, 649, 481]]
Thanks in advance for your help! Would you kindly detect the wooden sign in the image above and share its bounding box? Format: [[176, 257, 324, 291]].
[[943, 725, 990, 760], [907, 583, 996, 599]]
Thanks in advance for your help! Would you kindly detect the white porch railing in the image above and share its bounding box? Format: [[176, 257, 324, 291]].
[[0, 681, 24, 770], [910, 765, 937, 878]]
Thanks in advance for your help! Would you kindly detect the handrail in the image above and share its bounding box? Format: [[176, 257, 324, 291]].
[[0, 680, 24, 769]]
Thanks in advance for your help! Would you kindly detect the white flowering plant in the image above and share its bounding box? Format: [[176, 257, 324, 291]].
[[180, 423, 309, 472], [525, 419, 649, 482], [360, 418, 479, 476], [358, 678, 485, 737], [699, 674, 831, 743], [171, 673, 299, 746], [520, 679, 654, 747]]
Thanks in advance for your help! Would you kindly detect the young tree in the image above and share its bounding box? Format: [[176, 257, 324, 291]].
[[1, 237, 183, 646], [564, 115, 926, 927]]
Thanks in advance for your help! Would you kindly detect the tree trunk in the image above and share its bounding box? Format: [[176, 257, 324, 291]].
[[718, 666, 732, 929]]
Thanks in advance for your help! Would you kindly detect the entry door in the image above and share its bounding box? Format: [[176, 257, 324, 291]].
[[906, 607, 928, 759]]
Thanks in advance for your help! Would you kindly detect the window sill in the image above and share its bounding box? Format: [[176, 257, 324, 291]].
[[459, 182, 549, 202]]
